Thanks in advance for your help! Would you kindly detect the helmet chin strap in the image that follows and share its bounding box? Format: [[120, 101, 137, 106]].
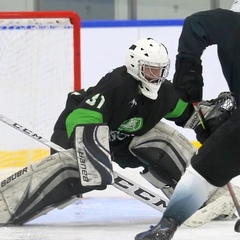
[[139, 81, 161, 100]]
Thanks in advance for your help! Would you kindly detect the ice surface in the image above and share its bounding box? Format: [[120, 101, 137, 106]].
[[0, 187, 240, 240], [1, 165, 240, 239]]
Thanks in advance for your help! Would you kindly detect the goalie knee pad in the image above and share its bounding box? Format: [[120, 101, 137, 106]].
[[74, 124, 114, 187], [0, 149, 106, 226], [129, 121, 196, 185]]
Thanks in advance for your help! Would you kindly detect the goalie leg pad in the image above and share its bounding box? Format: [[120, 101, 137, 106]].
[[75, 124, 114, 187], [185, 183, 240, 227], [0, 149, 105, 225], [129, 121, 196, 185]]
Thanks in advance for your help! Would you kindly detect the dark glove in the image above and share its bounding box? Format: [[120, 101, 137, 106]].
[[173, 56, 203, 103], [194, 111, 231, 144], [185, 91, 236, 144]]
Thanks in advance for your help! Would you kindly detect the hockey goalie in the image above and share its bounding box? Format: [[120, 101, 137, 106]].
[[0, 92, 239, 226]]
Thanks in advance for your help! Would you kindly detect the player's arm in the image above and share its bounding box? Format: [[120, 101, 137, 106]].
[[173, 9, 236, 102], [165, 91, 236, 143], [164, 98, 194, 126], [65, 81, 116, 141], [178, 9, 235, 58]]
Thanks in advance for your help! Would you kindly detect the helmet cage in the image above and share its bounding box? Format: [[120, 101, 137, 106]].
[[138, 60, 170, 85]]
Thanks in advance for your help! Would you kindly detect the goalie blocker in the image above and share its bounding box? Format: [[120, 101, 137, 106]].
[[0, 124, 113, 225]]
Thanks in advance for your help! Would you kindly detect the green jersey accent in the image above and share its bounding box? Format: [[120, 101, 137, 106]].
[[164, 99, 189, 119], [118, 117, 143, 132], [66, 108, 103, 138]]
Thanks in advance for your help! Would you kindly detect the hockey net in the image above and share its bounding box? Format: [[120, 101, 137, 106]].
[[0, 11, 80, 177]]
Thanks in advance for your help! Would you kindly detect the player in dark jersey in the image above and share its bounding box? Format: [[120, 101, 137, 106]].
[[51, 37, 234, 201], [135, 2, 240, 240], [51, 37, 195, 194]]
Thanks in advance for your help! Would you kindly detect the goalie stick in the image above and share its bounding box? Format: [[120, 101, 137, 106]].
[[0, 113, 235, 228]]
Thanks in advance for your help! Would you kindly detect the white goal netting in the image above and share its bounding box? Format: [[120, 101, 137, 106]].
[[0, 12, 80, 174]]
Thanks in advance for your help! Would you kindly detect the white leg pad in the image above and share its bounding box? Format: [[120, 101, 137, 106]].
[[0, 149, 82, 225]]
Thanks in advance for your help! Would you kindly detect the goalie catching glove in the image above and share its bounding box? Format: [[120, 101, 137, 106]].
[[184, 92, 236, 143]]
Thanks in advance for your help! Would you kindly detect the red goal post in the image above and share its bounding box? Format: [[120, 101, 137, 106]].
[[0, 11, 81, 90], [0, 11, 81, 169]]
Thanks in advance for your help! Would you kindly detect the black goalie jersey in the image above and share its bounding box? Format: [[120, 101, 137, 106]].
[[52, 65, 193, 154]]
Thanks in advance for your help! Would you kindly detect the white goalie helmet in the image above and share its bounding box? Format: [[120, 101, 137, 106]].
[[125, 37, 170, 100]]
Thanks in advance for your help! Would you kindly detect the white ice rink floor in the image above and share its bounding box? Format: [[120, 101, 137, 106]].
[[1, 165, 240, 240], [1, 185, 240, 240]]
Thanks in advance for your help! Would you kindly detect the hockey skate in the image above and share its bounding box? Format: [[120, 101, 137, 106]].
[[135, 217, 179, 240]]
